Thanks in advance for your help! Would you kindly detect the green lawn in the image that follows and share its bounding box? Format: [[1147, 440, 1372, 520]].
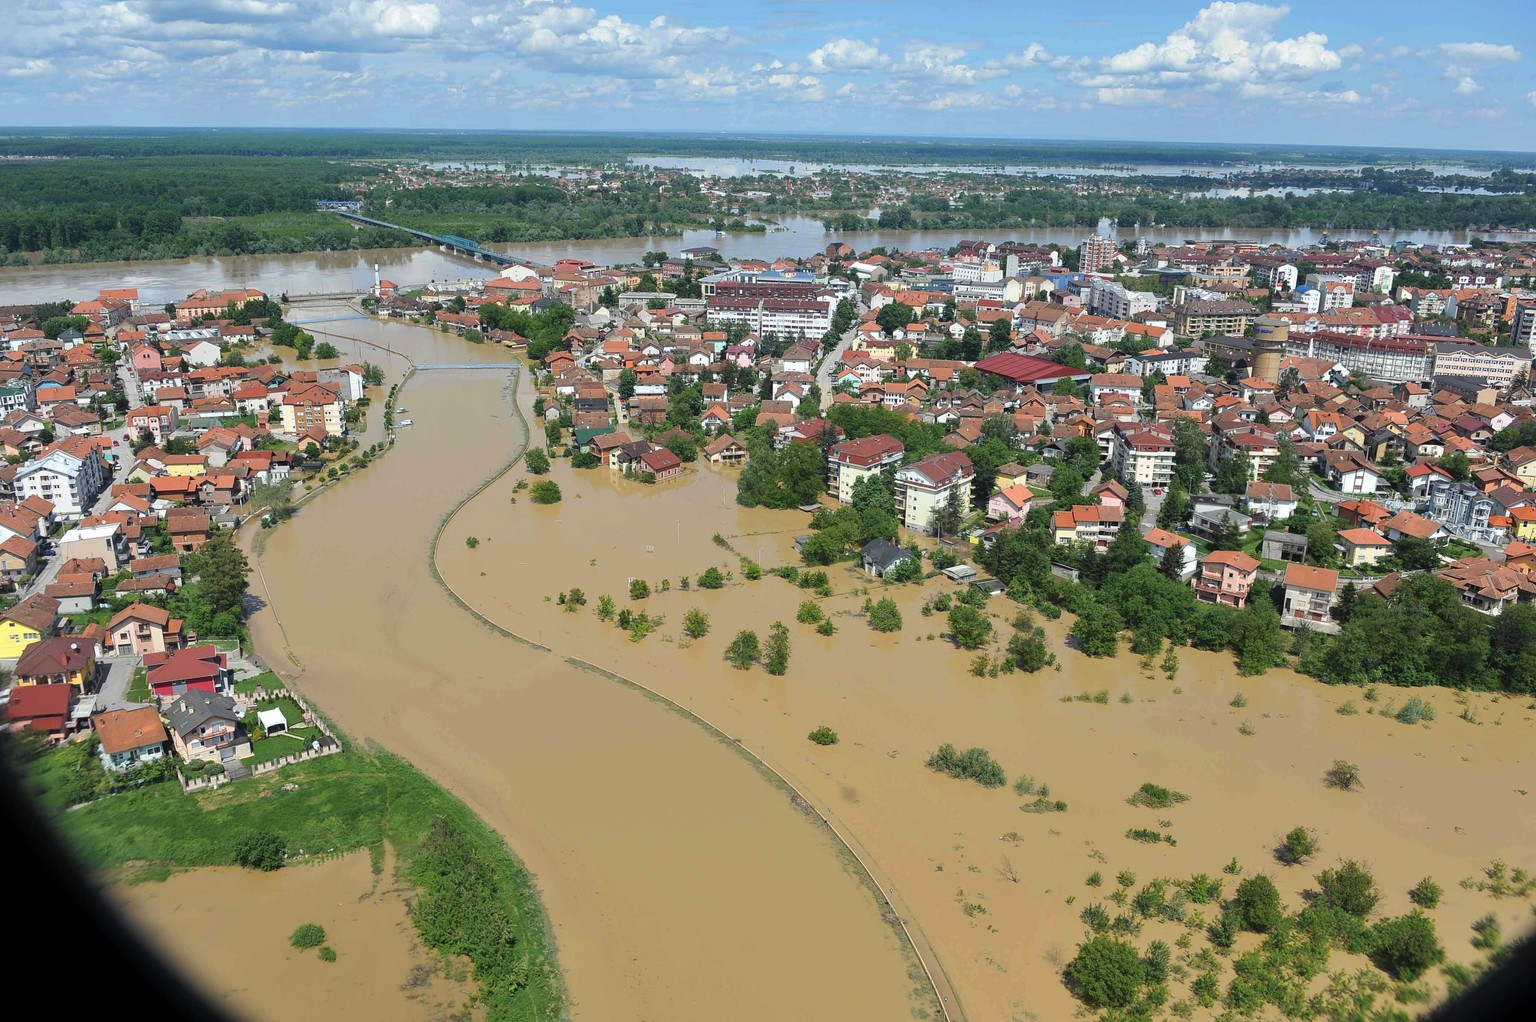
[[67, 609, 114, 629], [21, 743, 564, 1021], [242, 727, 320, 766], [255, 694, 305, 724], [126, 668, 151, 704], [232, 670, 281, 696]]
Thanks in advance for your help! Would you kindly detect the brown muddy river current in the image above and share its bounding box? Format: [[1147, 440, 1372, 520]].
[[237, 321, 923, 1021]]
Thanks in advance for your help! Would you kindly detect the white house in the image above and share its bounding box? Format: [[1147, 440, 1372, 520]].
[[1244, 481, 1299, 521], [93, 706, 168, 773], [1141, 526, 1198, 579]]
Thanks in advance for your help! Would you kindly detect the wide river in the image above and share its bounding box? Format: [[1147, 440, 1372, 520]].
[[2, 215, 1528, 307]]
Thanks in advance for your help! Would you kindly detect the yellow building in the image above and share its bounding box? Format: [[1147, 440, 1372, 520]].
[[0, 596, 58, 658], [1510, 506, 1536, 542], [14, 636, 96, 689]]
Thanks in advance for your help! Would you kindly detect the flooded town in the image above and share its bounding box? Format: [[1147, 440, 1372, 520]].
[[4, 203, 1536, 1021]]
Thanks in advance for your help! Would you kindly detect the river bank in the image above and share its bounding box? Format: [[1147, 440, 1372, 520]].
[[4, 215, 1529, 306], [435, 427, 1536, 1020], [241, 320, 929, 1020]]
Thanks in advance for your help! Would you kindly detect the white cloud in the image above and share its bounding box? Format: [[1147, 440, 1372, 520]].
[[1097, 86, 1165, 105], [360, 2, 440, 38], [1438, 42, 1521, 62], [1528, 90, 1536, 109], [807, 38, 887, 73], [1453, 76, 1481, 95], [1095, 2, 1351, 102]]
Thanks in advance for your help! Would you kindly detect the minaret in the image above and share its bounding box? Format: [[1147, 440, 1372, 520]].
[[373, 262, 381, 297]]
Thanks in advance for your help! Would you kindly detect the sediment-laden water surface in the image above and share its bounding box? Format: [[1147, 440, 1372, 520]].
[[116, 850, 472, 1022], [436, 378, 1536, 1020], [245, 359, 924, 1021]]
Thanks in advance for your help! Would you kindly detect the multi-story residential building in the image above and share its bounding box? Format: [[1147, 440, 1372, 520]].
[[894, 451, 974, 534], [166, 690, 251, 764], [1088, 373, 1144, 405], [1511, 302, 1536, 354], [279, 384, 344, 438], [1431, 343, 1532, 390], [1173, 299, 1258, 338], [827, 434, 904, 504], [1436, 558, 1536, 615], [1123, 348, 1208, 377], [1111, 425, 1175, 489], [1280, 563, 1339, 632], [1336, 528, 1393, 567], [15, 441, 107, 519], [1210, 429, 1280, 483], [1141, 525, 1197, 578], [1087, 279, 1158, 321], [128, 405, 181, 446], [1194, 550, 1260, 607], [0, 380, 34, 414], [1248, 256, 1298, 292], [1290, 332, 1431, 385], [1079, 234, 1117, 275], [705, 295, 837, 338], [1051, 503, 1125, 549]]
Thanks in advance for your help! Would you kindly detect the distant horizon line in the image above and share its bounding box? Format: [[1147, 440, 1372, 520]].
[[0, 125, 1533, 159]]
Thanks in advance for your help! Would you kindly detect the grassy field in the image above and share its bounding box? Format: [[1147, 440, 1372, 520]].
[[21, 742, 564, 1020], [126, 668, 151, 704]]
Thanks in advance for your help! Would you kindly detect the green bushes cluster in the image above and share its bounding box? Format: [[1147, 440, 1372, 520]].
[[925, 743, 1006, 788]]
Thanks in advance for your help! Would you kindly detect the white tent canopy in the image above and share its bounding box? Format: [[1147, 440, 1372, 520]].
[[257, 707, 288, 735]]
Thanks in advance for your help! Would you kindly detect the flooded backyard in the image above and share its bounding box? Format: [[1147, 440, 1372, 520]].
[[242, 346, 925, 1021]]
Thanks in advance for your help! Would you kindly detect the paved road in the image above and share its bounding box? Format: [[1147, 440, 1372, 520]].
[[816, 314, 862, 413], [95, 655, 147, 711]]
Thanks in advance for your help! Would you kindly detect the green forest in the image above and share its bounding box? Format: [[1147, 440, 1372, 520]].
[[0, 128, 1525, 169]]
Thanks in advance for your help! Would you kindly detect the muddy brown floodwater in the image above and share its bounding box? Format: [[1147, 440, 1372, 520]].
[[435, 369, 1536, 1020], [116, 848, 473, 1022], [244, 351, 926, 1021]]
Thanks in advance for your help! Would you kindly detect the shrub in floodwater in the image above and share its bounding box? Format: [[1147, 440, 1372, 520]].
[[925, 743, 1006, 788], [1232, 875, 1284, 933], [815, 618, 836, 636], [1277, 826, 1319, 865], [698, 567, 725, 589], [1127, 783, 1189, 809], [796, 600, 823, 625], [724, 630, 759, 669], [318, 946, 337, 963], [1080, 902, 1111, 932], [628, 579, 650, 601], [867, 597, 902, 633], [465, 536, 480, 549], [808, 726, 839, 746], [1086, 870, 1103, 887], [1395, 696, 1437, 725], [1126, 828, 1176, 846], [1336, 700, 1358, 716], [1471, 913, 1501, 950], [1371, 911, 1444, 981], [1325, 760, 1361, 791], [290, 924, 326, 949], [681, 608, 710, 639], [1410, 877, 1443, 909], [1184, 874, 1223, 904], [1065, 936, 1145, 1009], [233, 831, 286, 872], [529, 480, 561, 504], [1230, 692, 1248, 708]]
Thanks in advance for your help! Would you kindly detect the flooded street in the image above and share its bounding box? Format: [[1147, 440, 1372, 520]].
[[440, 419, 1536, 1020], [243, 332, 925, 1021], [116, 849, 473, 1022]]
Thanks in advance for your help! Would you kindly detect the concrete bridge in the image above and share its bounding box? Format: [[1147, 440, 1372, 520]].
[[335, 213, 530, 268]]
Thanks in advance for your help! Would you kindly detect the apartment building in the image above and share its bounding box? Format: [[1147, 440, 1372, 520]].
[[827, 434, 905, 504], [893, 451, 974, 534], [1174, 300, 1258, 338], [1280, 563, 1339, 632], [1110, 425, 1176, 489], [1194, 550, 1260, 608]]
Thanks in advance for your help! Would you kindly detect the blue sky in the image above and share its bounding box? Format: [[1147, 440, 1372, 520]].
[[4, 1, 1534, 150]]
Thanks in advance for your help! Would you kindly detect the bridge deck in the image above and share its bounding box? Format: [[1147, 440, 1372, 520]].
[[416, 363, 521, 371], [335, 212, 522, 267]]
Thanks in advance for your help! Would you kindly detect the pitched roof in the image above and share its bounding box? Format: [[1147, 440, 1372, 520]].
[[2, 592, 58, 633], [1283, 563, 1339, 593], [165, 689, 239, 737], [93, 706, 168, 754], [107, 602, 171, 631], [1202, 549, 1260, 571]]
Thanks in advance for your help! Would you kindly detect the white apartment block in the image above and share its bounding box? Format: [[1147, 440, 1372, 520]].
[[894, 452, 974, 535]]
